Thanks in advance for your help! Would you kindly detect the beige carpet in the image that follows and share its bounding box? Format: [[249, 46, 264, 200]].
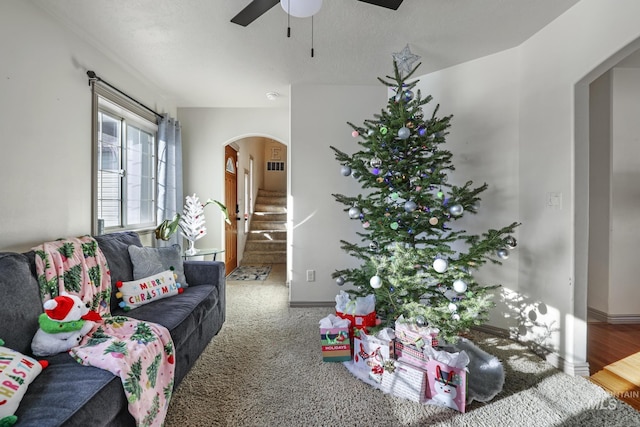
[[165, 268, 640, 426]]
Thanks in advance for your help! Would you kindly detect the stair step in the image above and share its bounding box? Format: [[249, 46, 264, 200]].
[[242, 251, 286, 264], [254, 204, 286, 213], [257, 190, 286, 198], [251, 221, 286, 231], [252, 212, 287, 222], [256, 196, 286, 206], [245, 240, 286, 252], [247, 230, 286, 241]]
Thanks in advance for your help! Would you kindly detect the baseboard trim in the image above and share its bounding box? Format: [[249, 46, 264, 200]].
[[289, 301, 334, 308], [588, 307, 640, 324]]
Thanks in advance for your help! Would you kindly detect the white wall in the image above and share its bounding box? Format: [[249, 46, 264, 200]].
[[413, 0, 640, 373], [518, 0, 640, 372], [610, 67, 640, 315], [177, 108, 288, 254], [587, 71, 611, 315], [0, 0, 177, 252], [289, 85, 386, 303]]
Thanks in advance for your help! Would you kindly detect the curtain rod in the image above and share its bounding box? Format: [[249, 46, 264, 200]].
[[86, 70, 163, 119]]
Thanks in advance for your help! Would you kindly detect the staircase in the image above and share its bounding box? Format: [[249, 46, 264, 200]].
[[590, 352, 640, 410], [242, 189, 287, 265]]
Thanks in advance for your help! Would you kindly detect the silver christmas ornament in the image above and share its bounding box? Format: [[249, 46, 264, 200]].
[[497, 248, 510, 260], [369, 241, 379, 251], [397, 126, 411, 140], [348, 207, 361, 219], [449, 204, 464, 216], [336, 276, 345, 286], [415, 316, 426, 327], [370, 157, 382, 168], [340, 165, 352, 176], [404, 200, 417, 212], [504, 235, 517, 249]]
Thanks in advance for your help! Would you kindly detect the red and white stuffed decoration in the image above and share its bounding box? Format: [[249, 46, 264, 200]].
[[31, 294, 102, 357]]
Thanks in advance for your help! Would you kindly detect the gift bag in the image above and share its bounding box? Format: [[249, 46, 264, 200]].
[[380, 360, 429, 402], [335, 291, 377, 333], [426, 359, 467, 413], [394, 340, 431, 370], [319, 315, 352, 362], [353, 328, 394, 382], [394, 315, 439, 349]]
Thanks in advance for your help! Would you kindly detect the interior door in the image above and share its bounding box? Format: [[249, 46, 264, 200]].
[[224, 145, 238, 275]]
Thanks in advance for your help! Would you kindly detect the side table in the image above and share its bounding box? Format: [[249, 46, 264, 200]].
[[182, 248, 225, 261]]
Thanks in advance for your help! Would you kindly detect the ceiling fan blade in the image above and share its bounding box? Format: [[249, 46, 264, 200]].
[[357, 0, 403, 10], [231, 0, 280, 26]]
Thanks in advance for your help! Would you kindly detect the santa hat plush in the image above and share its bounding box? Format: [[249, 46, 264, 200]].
[[43, 296, 75, 321]]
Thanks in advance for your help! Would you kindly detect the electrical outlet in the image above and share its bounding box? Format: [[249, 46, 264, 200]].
[[306, 269, 315, 282]]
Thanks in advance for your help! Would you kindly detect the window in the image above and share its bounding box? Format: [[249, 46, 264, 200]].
[[267, 161, 285, 171], [92, 86, 158, 233]]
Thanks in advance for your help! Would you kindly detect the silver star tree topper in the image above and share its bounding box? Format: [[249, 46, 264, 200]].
[[392, 44, 421, 75]]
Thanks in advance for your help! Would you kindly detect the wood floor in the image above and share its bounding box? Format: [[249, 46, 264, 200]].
[[588, 322, 640, 411]]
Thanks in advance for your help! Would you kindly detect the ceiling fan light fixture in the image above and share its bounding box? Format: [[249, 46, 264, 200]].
[[280, 0, 322, 18]]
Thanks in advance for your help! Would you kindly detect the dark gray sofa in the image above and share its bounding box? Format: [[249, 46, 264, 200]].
[[0, 231, 226, 426]]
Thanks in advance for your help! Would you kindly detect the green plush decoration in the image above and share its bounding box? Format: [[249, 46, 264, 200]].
[[37, 313, 86, 334], [0, 415, 17, 427]]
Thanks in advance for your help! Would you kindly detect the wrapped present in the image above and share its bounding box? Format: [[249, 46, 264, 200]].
[[335, 291, 377, 333], [353, 328, 395, 382], [394, 315, 439, 350], [319, 314, 352, 362], [380, 360, 429, 403]]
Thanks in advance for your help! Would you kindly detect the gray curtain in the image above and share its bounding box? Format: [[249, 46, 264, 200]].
[[157, 114, 183, 247]]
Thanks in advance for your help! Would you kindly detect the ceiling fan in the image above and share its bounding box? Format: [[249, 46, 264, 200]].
[[231, 0, 403, 27]]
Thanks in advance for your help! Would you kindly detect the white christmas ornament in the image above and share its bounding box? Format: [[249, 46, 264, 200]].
[[370, 275, 383, 289], [453, 279, 468, 293], [448, 302, 458, 312], [433, 258, 448, 273]]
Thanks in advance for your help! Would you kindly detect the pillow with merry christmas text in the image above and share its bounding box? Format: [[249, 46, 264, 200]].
[[115, 270, 183, 311], [0, 339, 48, 425]]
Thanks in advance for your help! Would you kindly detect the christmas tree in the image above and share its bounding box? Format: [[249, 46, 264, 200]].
[[179, 194, 207, 255], [330, 53, 519, 344]]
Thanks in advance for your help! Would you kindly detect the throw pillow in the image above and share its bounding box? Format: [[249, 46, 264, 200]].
[[127, 245, 188, 288], [116, 270, 184, 311], [0, 338, 48, 426]]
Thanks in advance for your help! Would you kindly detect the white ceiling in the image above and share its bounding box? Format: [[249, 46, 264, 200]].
[[32, 0, 581, 109]]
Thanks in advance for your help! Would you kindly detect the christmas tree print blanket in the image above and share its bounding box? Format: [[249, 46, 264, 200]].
[[33, 236, 175, 427]]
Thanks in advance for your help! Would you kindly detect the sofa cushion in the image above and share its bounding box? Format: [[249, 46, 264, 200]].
[[94, 232, 143, 313], [127, 244, 188, 287], [15, 352, 133, 426], [113, 285, 217, 350], [0, 253, 43, 355]]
